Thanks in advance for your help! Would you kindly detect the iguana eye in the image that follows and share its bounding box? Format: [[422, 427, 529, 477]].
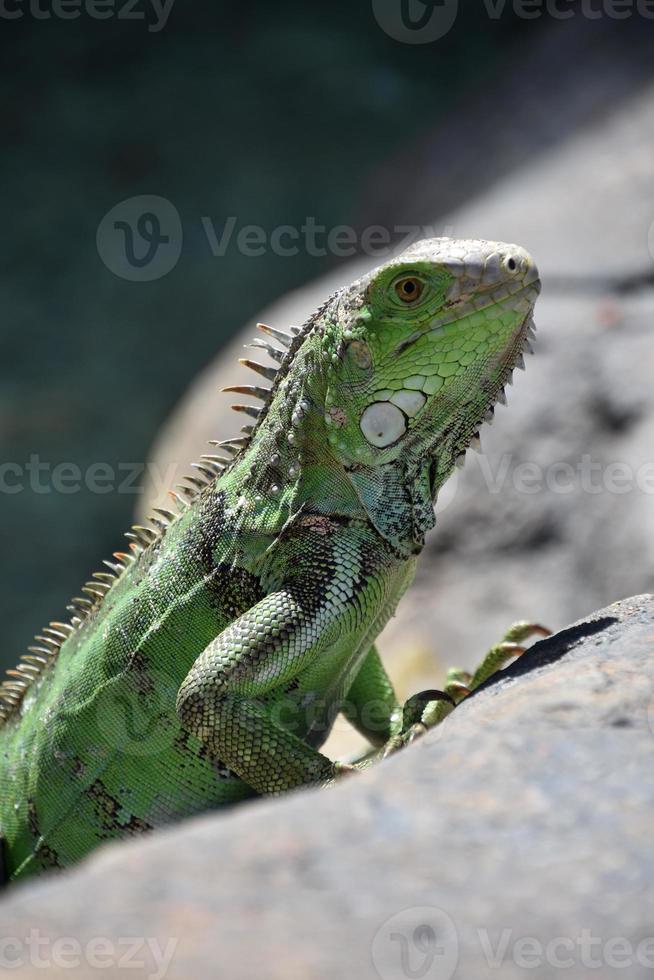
[[394, 276, 424, 304]]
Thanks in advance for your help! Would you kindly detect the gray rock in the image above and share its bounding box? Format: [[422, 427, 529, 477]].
[[2, 595, 653, 980]]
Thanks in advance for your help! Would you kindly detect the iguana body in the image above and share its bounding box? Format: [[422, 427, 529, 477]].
[[0, 238, 540, 881]]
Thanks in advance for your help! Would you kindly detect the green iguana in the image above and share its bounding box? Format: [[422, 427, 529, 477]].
[[0, 238, 542, 883]]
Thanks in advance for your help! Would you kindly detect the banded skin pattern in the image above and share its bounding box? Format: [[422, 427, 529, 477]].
[[0, 239, 541, 882]]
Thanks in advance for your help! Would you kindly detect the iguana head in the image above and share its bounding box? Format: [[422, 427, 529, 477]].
[[321, 237, 541, 553]]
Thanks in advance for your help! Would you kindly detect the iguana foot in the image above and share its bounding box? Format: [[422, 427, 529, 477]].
[[377, 623, 550, 763], [382, 689, 455, 758], [445, 621, 551, 704]]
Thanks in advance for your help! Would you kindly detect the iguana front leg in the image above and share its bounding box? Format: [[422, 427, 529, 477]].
[[176, 584, 351, 794], [175, 517, 405, 794], [343, 645, 400, 748]]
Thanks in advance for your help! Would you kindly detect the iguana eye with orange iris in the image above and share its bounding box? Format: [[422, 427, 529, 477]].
[[394, 276, 424, 303]]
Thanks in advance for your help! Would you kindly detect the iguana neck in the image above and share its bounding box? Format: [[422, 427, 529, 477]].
[[227, 337, 435, 556], [227, 336, 369, 525]]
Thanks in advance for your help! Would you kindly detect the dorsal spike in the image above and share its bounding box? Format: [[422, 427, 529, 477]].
[[205, 445, 233, 460], [153, 507, 176, 523], [65, 608, 88, 619], [33, 640, 59, 656], [82, 585, 107, 599], [222, 384, 270, 402], [256, 322, 292, 347], [182, 476, 208, 490], [239, 359, 278, 383], [200, 454, 228, 468], [191, 463, 220, 481], [34, 634, 60, 649], [50, 621, 74, 634], [246, 338, 285, 361], [132, 525, 157, 543], [0, 680, 22, 692], [231, 403, 261, 420], [199, 465, 225, 478], [69, 597, 94, 609], [42, 627, 67, 641], [27, 645, 56, 658], [168, 491, 189, 510], [3, 675, 29, 688], [212, 438, 247, 457], [175, 484, 197, 500]]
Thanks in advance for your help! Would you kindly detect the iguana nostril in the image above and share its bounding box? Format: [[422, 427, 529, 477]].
[[501, 253, 526, 277]]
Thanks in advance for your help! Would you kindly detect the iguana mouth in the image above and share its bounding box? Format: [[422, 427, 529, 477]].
[[434, 277, 541, 329], [394, 277, 541, 357]]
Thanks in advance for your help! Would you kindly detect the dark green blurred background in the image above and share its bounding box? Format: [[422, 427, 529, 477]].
[[0, 3, 568, 668]]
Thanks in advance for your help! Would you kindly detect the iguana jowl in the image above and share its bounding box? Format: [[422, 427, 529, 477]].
[[0, 238, 541, 881]]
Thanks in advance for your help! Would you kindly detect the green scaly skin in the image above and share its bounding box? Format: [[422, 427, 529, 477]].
[[0, 238, 541, 882]]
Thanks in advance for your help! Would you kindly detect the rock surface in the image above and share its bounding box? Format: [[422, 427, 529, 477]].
[[2, 594, 653, 979]]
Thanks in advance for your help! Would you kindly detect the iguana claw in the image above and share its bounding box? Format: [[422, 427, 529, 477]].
[[446, 621, 552, 703], [381, 689, 455, 758]]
